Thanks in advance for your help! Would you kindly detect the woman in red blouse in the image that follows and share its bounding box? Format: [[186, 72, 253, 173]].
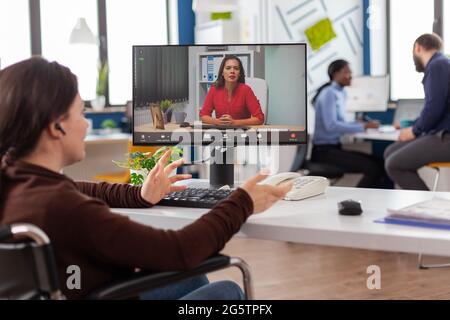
[[200, 55, 265, 126]]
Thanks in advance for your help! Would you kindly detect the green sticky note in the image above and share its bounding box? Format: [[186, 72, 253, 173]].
[[211, 12, 232, 20], [305, 18, 337, 51]]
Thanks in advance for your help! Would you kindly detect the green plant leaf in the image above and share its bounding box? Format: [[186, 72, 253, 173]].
[[96, 61, 109, 96], [113, 147, 184, 173], [160, 99, 172, 112], [130, 172, 145, 186], [100, 119, 117, 129]]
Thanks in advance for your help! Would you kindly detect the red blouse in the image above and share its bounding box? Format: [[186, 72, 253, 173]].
[[199, 83, 265, 123]]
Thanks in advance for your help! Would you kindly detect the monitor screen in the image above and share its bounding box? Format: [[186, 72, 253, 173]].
[[133, 44, 307, 146], [345, 75, 390, 113]]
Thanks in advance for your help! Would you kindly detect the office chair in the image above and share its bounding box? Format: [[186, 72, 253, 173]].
[[290, 143, 345, 181], [426, 162, 450, 192], [416, 162, 450, 270], [0, 223, 254, 300]]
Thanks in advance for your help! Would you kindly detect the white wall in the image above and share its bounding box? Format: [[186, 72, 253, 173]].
[[238, 0, 366, 134], [187, 46, 204, 122], [369, 0, 387, 75], [168, 0, 179, 44], [265, 45, 307, 126]]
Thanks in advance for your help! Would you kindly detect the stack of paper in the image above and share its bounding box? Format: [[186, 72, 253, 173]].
[[380, 198, 450, 230]]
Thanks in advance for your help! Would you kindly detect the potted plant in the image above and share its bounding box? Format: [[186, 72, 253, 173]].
[[112, 146, 183, 186], [91, 61, 109, 111], [160, 99, 173, 124], [99, 119, 120, 134]]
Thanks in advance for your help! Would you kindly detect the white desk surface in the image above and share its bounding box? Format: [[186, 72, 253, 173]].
[[350, 128, 399, 142], [113, 185, 450, 257], [84, 133, 131, 145]]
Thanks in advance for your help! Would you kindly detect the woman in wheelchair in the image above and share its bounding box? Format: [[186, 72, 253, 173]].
[[0, 57, 291, 300], [200, 55, 265, 126]]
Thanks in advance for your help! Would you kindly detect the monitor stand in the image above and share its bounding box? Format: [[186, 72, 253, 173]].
[[209, 146, 235, 188], [184, 146, 236, 189]]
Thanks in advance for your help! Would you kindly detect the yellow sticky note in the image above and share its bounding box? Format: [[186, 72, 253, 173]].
[[305, 18, 337, 51]]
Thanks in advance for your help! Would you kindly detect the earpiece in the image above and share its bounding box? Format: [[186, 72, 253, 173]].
[[55, 123, 66, 135]]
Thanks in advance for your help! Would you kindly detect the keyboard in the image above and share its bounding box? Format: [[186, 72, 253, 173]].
[[378, 125, 396, 133], [158, 188, 233, 208]]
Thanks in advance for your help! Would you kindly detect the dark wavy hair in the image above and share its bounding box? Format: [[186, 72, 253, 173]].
[[415, 33, 443, 51], [214, 55, 246, 88], [0, 57, 78, 164], [311, 59, 349, 105]]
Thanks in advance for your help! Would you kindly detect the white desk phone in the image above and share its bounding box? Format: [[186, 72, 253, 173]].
[[261, 172, 329, 201]]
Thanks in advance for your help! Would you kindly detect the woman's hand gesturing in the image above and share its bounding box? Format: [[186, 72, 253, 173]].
[[140, 149, 192, 205]]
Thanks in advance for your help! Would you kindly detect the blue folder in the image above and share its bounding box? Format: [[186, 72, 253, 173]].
[[375, 217, 450, 231]]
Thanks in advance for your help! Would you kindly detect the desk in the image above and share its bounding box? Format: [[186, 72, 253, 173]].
[[350, 128, 399, 142], [113, 184, 450, 257], [349, 129, 450, 190], [64, 133, 131, 180], [85, 133, 131, 145]]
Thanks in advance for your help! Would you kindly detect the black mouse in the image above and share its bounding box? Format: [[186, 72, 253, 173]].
[[180, 122, 190, 128], [338, 199, 363, 216]]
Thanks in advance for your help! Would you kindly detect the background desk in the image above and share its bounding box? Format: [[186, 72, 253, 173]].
[[350, 128, 399, 142], [349, 129, 450, 191], [64, 133, 131, 181], [84, 133, 131, 145], [113, 185, 450, 257]]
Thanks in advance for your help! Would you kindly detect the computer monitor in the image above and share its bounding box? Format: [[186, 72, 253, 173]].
[[132, 44, 308, 187], [394, 99, 423, 124], [345, 75, 390, 112]]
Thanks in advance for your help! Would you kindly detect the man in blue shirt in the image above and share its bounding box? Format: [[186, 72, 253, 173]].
[[385, 33, 450, 190], [312, 60, 386, 188]]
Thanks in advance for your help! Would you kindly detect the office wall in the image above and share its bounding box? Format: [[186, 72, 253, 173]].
[[194, 0, 367, 94], [187, 46, 204, 122], [238, 0, 363, 90], [265, 45, 307, 126], [238, 0, 366, 132], [369, 0, 387, 75]]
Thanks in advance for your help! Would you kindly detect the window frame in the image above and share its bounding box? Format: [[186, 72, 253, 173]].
[[387, 0, 443, 101], [17, 1, 450, 103], [27, 0, 170, 107]]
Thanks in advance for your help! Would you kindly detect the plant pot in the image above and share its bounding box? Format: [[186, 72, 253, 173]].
[[91, 95, 106, 111], [174, 112, 187, 124], [164, 109, 173, 124]]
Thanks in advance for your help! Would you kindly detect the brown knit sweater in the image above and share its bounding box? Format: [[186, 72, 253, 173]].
[[0, 161, 253, 299]]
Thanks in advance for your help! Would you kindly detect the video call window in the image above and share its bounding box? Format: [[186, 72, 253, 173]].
[[133, 44, 307, 146]]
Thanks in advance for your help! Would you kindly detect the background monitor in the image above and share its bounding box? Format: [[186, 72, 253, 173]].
[[132, 44, 308, 147], [345, 75, 390, 113], [394, 99, 423, 124]]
